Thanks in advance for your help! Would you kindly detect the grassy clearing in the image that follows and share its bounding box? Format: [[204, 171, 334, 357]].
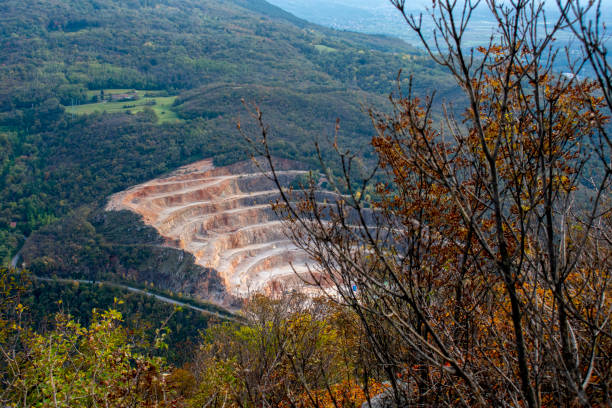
[[67, 90, 182, 124], [314, 44, 337, 53]]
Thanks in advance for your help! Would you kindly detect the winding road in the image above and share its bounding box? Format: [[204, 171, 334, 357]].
[[31, 275, 237, 321]]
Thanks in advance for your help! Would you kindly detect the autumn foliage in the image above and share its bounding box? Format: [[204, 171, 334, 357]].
[[367, 43, 611, 405], [0, 270, 181, 407], [246, 1, 611, 406], [187, 294, 385, 408]]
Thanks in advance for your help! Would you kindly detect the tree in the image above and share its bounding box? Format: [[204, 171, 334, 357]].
[[0, 268, 182, 408], [245, 0, 611, 406], [188, 294, 384, 408]]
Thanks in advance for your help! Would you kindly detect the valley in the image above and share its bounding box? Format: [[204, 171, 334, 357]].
[[0, 0, 609, 405]]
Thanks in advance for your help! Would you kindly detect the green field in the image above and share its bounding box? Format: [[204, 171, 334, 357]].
[[314, 44, 337, 53], [66, 90, 182, 124]]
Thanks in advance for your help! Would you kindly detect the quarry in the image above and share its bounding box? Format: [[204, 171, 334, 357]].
[[106, 158, 318, 297]]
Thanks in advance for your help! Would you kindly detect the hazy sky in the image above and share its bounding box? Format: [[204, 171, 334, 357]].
[[270, 0, 612, 6], [268, 0, 612, 12], [267, 0, 611, 47]]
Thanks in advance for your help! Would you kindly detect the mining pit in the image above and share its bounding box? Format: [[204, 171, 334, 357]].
[[106, 158, 319, 297]]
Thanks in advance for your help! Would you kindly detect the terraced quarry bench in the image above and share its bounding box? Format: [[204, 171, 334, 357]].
[[106, 158, 319, 297]]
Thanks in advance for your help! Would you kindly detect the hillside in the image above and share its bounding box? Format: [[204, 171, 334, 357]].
[[0, 0, 448, 117], [0, 0, 457, 275]]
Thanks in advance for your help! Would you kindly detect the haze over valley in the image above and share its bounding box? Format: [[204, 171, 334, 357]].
[[268, 0, 612, 51]]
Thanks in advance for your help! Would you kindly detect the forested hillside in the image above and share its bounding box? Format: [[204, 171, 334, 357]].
[[0, 2, 460, 402], [0, 0, 457, 267]]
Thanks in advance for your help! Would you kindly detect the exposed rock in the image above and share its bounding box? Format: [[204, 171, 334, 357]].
[[361, 382, 411, 408], [106, 158, 319, 297]]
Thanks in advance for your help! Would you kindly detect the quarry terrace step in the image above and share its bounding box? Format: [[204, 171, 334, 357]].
[[106, 158, 320, 297], [158, 204, 278, 239]]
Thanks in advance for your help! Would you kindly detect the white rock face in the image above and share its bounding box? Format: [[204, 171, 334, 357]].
[[106, 159, 318, 297]]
